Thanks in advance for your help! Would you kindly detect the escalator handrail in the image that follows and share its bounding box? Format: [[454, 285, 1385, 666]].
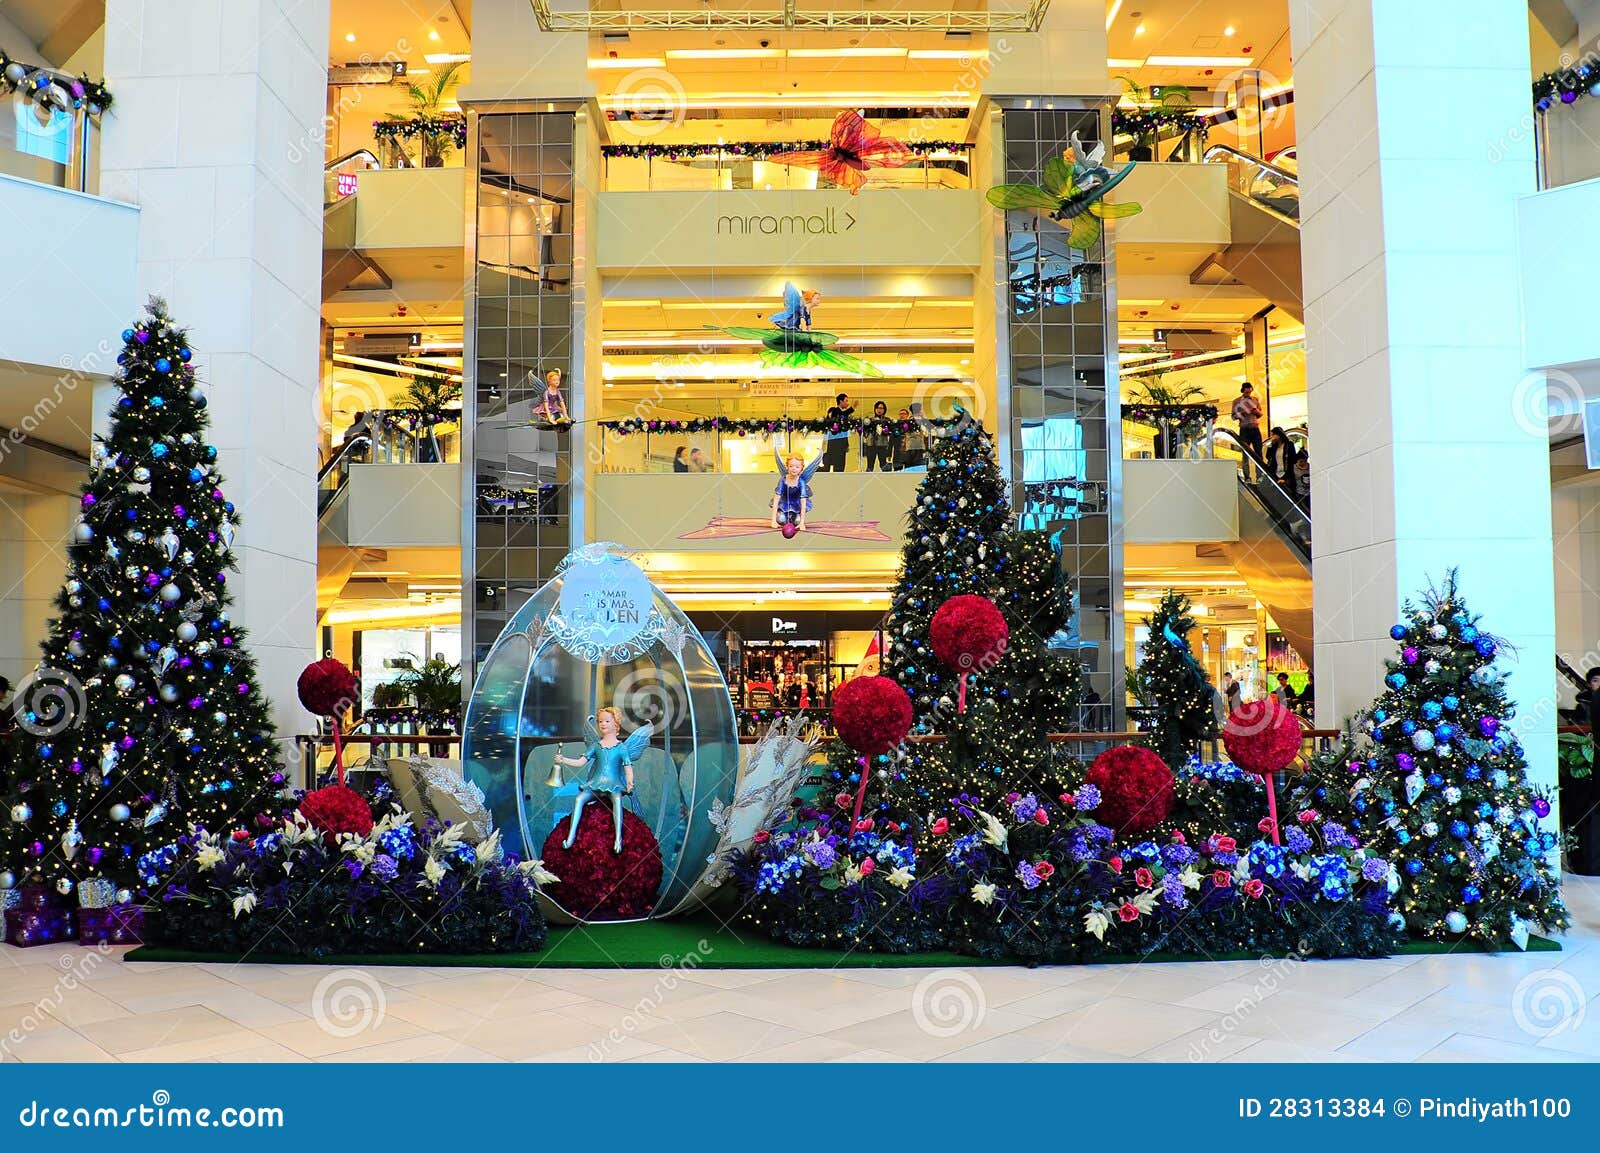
[[317, 434, 371, 485], [326, 149, 381, 172], [1213, 427, 1312, 552], [1202, 143, 1299, 186]]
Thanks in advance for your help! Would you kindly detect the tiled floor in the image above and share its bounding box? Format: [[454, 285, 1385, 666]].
[[3, 876, 1598, 1063]]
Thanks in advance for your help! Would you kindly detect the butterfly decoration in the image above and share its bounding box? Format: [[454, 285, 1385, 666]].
[[706, 284, 884, 378], [767, 110, 913, 195], [986, 133, 1143, 249]]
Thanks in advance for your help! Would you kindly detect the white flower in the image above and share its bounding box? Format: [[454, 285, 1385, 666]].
[[519, 858, 560, 886], [435, 822, 468, 848], [195, 844, 225, 871], [476, 830, 503, 865], [1131, 890, 1160, 915], [843, 863, 864, 885], [422, 855, 447, 888], [977, 810, 1009, 851], [231, 891, 257, 919], [1178, 866, 1202, 891], [1290, 860, 1312, 881], [1084, 908, 1110, 940], [342, 837, 375, 864], [971, 882, 998, 906], [886, 865, 915, 890]]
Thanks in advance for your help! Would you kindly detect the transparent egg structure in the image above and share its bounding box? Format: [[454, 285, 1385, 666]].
[[463, 545, 739, 921]]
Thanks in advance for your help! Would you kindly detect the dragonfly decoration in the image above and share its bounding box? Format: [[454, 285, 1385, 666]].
[[986, 134, 1143, 249], [767, 109, 913, 195], [706, 283, 884, 378]]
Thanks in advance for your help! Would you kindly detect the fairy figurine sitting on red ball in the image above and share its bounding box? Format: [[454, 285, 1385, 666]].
[[770, 447, 823, 538], [553, 707, 654, 853]]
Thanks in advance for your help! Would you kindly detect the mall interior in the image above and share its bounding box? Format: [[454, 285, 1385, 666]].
[[0, 0, 1595, 791]]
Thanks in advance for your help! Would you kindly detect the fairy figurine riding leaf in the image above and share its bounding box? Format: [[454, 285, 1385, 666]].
[[987, 133, 1143, 249], [553, 708, 655, 854], [707, 282, 884, 378], [768, 110, 912, 195]]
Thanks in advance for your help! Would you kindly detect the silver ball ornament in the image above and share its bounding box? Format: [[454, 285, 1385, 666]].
[[113, 673, 135, 694], [0, 870, 14, 889], [1411, 729, 1436, 751], [212, 711, 228, 725], [10, 803, 30, 823], [109, 803, 131, 822], [133, 466, 151, 482], [74, 523, 94, 542], [159, 684, 179, 703], [116, 889, 132, 905], [159, 583, 182, 603], [1429, 624, 1447, 640], [56, 878, 73, 896], [177, 622, 199, 642]]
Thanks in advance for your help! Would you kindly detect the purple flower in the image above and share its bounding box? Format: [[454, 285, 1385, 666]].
[[1010, 793, 1040, 822], [1285, 827, 1313, 854], [372, 854, 399, 882], [1161, 871, 1188, 909], [1074, 784, 1102, 812], [1016, 861, 1043, 890], [805, 839, 838, 870], [343, 858, 364, 879], [1321, 821, 1354, 849], [1360, 857, 1390, 883]]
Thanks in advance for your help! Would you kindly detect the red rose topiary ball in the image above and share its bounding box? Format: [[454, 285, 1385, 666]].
[[541, 807, 663, 920], [1085, 746, 1175, 836], [929, 594, 1010, 674], [1223, 698, 1302, 776], [297, 658, 357, 717], [298, 784, 374, 842], [831, 675, 913, 757]]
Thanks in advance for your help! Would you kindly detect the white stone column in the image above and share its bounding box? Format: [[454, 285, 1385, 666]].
[[1292, 0, 1556, 790], [100, 0, 329, 750]]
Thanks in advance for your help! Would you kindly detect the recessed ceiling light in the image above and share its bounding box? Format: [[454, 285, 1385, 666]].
[[1134, 23, 1145, 35], [424, 52, 470, 64], [665, 48, 782, 59], [429, 29, 441, 41], [344, 32, 356, 42], [1223, 25, 1236, 36]]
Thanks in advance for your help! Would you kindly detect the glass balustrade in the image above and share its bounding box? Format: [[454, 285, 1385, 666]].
[[601, 151, 972, 192], [318, 409, 462, 512], [2, 86, 101, 193], [1202, 144, 1300, 222]]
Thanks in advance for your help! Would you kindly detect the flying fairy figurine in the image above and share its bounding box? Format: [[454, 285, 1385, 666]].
[[986, 133, 1143, 249], [767, 110, 913, 195], [706, 284, 884, 378], [770, 282, 823, 330], [552, 707, 654, 854], [770, 446, 823, 536]]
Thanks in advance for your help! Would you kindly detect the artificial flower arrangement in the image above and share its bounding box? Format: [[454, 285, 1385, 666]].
[[140, 796, 553, 958], [733, 782, 1403, 963]]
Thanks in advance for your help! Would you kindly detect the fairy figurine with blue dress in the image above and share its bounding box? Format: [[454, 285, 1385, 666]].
[[553, 707, 655, 853], [770, 446, 823, 535], [770, 282, 822, 331]]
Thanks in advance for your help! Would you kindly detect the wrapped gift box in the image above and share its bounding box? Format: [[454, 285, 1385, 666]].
[[5, 907, 74, 947], [13, 884, 66, 914], [76, 905, 144, 947], [78, 878, 118, 910], [0, 889, 19, 914]]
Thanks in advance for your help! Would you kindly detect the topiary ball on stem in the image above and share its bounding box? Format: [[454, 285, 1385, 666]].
[[1084, 746, 1175, 836], [929, 594, 1009, 712], [1222, 697, 1303, 844], [297, 657, 357, 717], [831, 675, 914, 829], [297, 784, 374, 843], [541, 807, 662, 920]]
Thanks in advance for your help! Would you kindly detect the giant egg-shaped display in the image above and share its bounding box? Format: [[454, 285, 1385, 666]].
[[463, 544, 739, 922]]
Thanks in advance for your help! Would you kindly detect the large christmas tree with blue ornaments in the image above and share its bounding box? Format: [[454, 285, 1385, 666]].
[[1298, 572, 1567, 947]]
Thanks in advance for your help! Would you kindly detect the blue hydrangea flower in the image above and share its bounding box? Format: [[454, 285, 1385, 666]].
[[1285, 827, 1313, 854], [1250, 843, 1288, 879], [1016, 861, 1042, 890], [371, 854, 399, 882], [1360, 857, 1390, 883], [1321, 822, 1354, 848], [805, 839, 838, 870], [1161, 871, 1189, 909], [1073, 784, 1102, 812], [1161, 842, 1199, 868], [1010, 793, 1040, 822], [379, 827, 417, 861]]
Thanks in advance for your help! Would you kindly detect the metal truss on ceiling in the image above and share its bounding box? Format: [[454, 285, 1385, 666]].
[[529, 0, 1052, 33]]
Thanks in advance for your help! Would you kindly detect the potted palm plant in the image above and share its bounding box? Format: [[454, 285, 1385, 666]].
[[399, 373, 462, 463], [397, 655, 463, 757], [384, 62, 465, 168], [1125, 374, 1208, 458]]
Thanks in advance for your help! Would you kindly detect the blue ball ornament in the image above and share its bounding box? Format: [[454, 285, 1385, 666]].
[[121, 329, 135, 342], [179, 348, 192, 362], [1451, 820, 1470, 839], [1435, 723, 1456, 742], [1374, 708, 1387, 722], [1386, 673, 1407, 690], [1443, 695, 1459, 711], [189, 468, 203, 481], [1401, 719, 1417, 736], [149, 396, 164, 408], [1405, 859, 1424, 875], [1390, 624, 1408, 640], [151, 443, 168, 458], [1474, 636, 1495, 657], [1427, 774, 1444, 788], [155, 358, 172, 374], [1460, 626, 1477, 643], [1397, 830, 1411, 845], [1421, 701, 1442, 720], [97, 598, 111, 612]]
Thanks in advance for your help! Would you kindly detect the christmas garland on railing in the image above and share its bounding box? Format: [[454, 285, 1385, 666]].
[[599, 415, 966, 437], [1121, 402, 1218, 434], [1111, 107, 1209, 141], [373, 116, 468, 148], [602, 140, 971, 161], [362, 707, 460, 733], [1, 51, 113, 117]]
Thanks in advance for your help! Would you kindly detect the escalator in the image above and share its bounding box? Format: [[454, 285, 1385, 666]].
[[1211, 429, 1315, 666], [315, 434, 372, 621], [323, 149, 392, 295], [1192, 144, 1303, 321]]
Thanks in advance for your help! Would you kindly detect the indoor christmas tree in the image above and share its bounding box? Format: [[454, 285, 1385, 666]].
[[878, 420, 1083, 805], [1132, 590, 1216, 770], [1299, 571, 1567, 947], [1, 299, 284, 903]]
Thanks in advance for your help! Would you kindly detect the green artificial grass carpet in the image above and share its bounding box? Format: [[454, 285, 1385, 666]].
[[122, 915, 1560, 969]]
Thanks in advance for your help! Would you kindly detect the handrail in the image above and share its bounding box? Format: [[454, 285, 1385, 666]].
[[325, 148, 380, 172], [1203, 143, 1299, 186], [1214, 427, 1308, 511], [317, 434, 370, 484]]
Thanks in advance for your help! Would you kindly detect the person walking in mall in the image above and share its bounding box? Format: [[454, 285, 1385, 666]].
[[821, 392, 854, 471], [1232, 382, 1264, 462], [861, 400, 894, 471], [1263, 426, 1297, 490], [1225, 674, 1244, 712]]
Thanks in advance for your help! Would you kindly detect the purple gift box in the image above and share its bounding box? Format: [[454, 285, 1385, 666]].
[[13, 884, 66, 914], [5, 907, 74, 948], [75, 906, 145, 947]]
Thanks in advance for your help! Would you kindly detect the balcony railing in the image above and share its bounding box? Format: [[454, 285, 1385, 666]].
[[596, 411, 955, 474], [601, 150, 972, 192], [1, 69, 104, 193]]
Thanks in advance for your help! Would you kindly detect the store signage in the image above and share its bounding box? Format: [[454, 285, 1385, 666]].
[[771, 617, 798, 635], [336, 172, 359, 198], [715, 208, 856, 237], [558, 554, 653, 650]]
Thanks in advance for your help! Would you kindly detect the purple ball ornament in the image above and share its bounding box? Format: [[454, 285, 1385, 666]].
[[135, 330, 150, 344], [86, 847, 103, 866], [1402, 646, 1420, 665], [1396, 752, 1415, 772], [1562, 89, 1579, 103], [1479, 716, 1500, 738], [781, 522, 799, 539], [1533, 798, 1552, 819], [82, 493, 96, 509], [118, 736, 135, 751]]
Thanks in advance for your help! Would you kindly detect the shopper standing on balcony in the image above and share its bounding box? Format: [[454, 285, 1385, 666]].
[[862, 401, 894, 471], [1232, 382, 1264, 462], [672, 447, 690, 473], [822, 392, 854, 471]]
